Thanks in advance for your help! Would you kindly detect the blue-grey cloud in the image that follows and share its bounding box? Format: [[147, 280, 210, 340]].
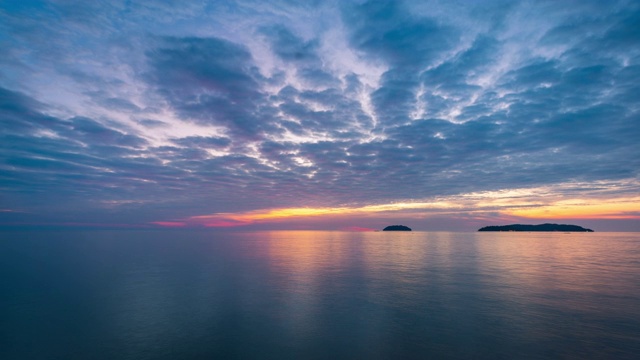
[[1, 0, 639, 227], [146, 36, 269, 139], [262, 25, 321, 64]]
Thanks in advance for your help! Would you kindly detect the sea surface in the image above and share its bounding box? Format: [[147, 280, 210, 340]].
[[1, 230, 639, 359]]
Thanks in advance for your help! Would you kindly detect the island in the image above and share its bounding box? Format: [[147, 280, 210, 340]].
[[383, 225, 412, 231], [478, 223, 594, 232]]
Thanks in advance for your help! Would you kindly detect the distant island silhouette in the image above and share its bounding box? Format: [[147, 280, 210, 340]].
[[383, 225, 412, 231], [478, 223, 594, 232]]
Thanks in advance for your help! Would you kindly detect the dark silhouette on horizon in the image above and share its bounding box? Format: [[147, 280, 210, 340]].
[[478, 223, 594, 232], [383, 225, 412, 231]]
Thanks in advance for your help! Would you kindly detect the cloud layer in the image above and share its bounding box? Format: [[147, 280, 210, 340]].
[[1, 0, 639, 229]]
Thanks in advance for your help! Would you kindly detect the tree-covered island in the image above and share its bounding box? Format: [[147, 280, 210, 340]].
[[383, 225, 412, 231], [478, 223, 594, 232]]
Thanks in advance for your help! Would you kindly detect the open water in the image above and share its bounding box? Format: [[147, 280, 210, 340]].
[[1, 230, 639, 359]]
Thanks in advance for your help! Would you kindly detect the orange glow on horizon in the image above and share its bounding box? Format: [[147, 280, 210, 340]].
[[183, 200, 459, 227], [151, 182, 640, 228], [506, 197, 640, 219]]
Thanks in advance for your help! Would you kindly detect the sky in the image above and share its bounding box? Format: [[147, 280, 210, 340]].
[[1, 0, 639, 231]]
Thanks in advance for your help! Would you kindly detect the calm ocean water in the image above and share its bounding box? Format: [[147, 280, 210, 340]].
[[1, 230, 639, 359]]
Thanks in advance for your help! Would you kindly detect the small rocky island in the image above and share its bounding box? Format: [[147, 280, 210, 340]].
[[383, 225, 412, 231], [478, 223, 594, 232]]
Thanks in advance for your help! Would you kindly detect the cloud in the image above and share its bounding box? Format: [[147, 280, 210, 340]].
[[145, 36, 271, 141], [261, 25, 321, 64], [341, 0, 460, 128], [156, 181, 640, 229], [1, 0, 638, 229]]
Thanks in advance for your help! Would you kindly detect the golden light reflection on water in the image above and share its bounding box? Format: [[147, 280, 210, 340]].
[[474, 232, 640, 317], [260, 231, 640, 332], [261, 232, 487, 329], [263, 231, 353, 337]]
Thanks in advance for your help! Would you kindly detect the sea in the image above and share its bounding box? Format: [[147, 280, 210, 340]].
[[1, 230, 639, 359]]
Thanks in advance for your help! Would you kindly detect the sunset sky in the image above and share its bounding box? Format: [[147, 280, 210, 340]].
[[1, 0, 639, 231]]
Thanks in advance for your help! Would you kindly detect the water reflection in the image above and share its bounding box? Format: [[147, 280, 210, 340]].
[[258, 231, 640, 359], [2, 230, 639, 359]]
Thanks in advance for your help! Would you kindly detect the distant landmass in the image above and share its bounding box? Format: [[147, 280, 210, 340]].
[[383, 225, 412, 231], [478, 223, 594, 232]]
